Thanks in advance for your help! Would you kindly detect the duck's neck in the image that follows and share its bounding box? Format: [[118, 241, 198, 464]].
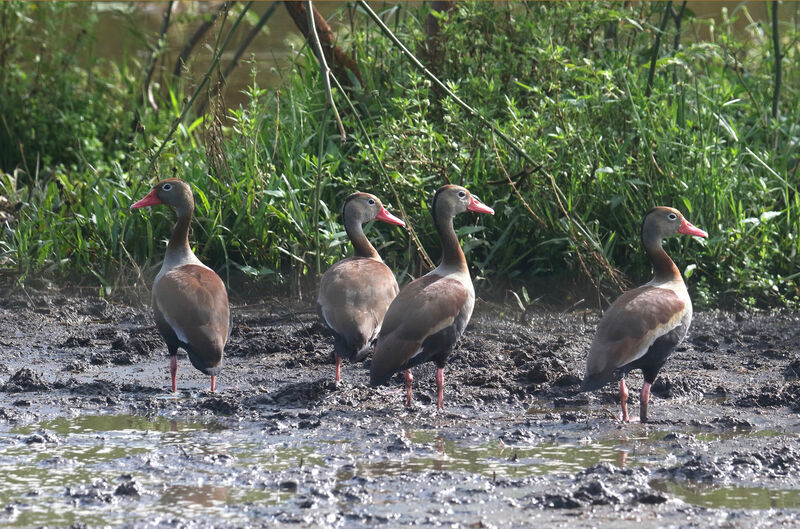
[[435, 211, 467, 272], [643, 233, 681, 283], [164, 206, 195, 267], [345, 217, 380, 260]]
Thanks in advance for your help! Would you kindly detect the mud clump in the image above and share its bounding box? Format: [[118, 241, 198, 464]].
[[63, 355, 91, 373], [386, 435, 413, 453], [708, 416, 754, 431], [523, 357, 569, 384], [78, 298, 112, 319], [514, 352, 580, 396], [61, 335, 92, 348], [2, 368, 50, 392], [228, 330, 306, 358], [111, 335, 157, 357], [66, 481, 114, 504], [784, 359, 800, 380], [279, 480, 299, 492], [63, 379, 122, 397], [750, 445, 800, 476], [662, 445, 800, 485], [664, 454, 727, 483], [572, 480, 623, 505], [651, 374, 701, 398], [532, 464, 666, 509], [199, 395, 242, 415], [269, 379, 335, 406], [24, 430, 59, 445], [114, 479, 143, 498], [734, 382, 800, 408]]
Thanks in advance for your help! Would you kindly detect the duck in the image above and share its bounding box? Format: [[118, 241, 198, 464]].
[[580, 206, 707, 422], [131, 178, 230, 393], [317, 192, 405, 383], [370, 185, 494, 409]]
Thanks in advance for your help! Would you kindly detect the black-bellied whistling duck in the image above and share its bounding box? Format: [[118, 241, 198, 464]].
[[317, 192, 405, 383], [131, 179, 230, 393], [370, 185, 494, 409], [580, 207, 707, 422]]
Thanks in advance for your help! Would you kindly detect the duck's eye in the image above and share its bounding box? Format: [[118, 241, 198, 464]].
[[667, 212, 678, 221], [162, 183, 173, 192], [458, 191, 467, 198], [368, 198, 376, 206]]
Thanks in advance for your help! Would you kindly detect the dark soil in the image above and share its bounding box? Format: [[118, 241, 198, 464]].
[[0, 288, 799, 528]]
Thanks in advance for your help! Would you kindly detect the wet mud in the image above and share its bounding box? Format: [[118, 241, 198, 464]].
[[0, 289, 799, 527]]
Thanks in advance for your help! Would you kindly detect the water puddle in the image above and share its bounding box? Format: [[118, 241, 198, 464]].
[[0, 414, 283, 527], [684, 429, 786, 442], [352, 440, 630, 479], [12, 413, 226, 436], [650, 479, 800, 509], [338, 429, 668, 480], [1, 412, 795, 526]]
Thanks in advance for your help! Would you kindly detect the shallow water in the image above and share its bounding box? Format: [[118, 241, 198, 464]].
[[3, 411, 799, 527], [651, 480, 800, 510], [1, 415, 292, 527]]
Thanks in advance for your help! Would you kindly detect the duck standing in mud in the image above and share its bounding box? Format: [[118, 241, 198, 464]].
[[131, 179, 230, 393], [580, 207, 707, 422], [370, 185, 494, 409], [317, 192, 405, 383]]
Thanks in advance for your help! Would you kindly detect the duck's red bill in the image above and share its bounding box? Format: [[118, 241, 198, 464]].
[[131, 189, 162, 210], [375, 207, 405, 227], [467, 196, 494, 215], [678, 219, 708, 238]]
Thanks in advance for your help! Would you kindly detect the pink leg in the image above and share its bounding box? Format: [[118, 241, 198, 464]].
[[640, 382, 651, 423], [619, 379, 629, 422], [404, 370, 414, 408], [170, 356, 178, 393], [334, 354, 342, 383], [211, 375, 217, 393], [436, 368, 444, 410]]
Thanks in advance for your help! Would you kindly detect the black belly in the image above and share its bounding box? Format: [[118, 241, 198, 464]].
[[616, 314, 690, 383], [405, 308, 470, 371]]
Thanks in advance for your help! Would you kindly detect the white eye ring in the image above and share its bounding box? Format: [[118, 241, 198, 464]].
[[162, 183, 173, 191], [458, 191, 467, 198], [368, 198, 376, 205], [667, 213, 678, 221]]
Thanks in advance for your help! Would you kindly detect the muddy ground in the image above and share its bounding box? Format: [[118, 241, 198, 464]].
[[0, 288, 798, 528]]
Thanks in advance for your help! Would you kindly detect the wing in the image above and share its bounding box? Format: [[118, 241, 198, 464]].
[[370, 275, 468, 385], [585, 285, 686, 382], [318, 258, 399, 351], [154, 264, 230, 370]]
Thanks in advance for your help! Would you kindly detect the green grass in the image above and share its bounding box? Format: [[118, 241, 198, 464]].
[[0, 1, 798, 308]]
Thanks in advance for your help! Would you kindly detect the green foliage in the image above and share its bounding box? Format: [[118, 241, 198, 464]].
[[0, 2, 798, 308], [0, 2, 132, 174]]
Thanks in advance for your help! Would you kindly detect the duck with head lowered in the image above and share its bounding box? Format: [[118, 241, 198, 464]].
[[580, 207, 707, 422], [131, 178, 230, 393], [370, 185, 494, 409], [317, 192, 405, 383]]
